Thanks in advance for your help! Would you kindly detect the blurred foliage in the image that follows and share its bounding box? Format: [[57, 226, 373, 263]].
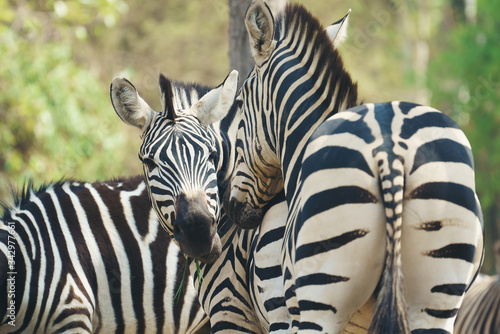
[[0, 0, 497, 272], [0, 0, 140, 206], [428, 0, 500, 273]]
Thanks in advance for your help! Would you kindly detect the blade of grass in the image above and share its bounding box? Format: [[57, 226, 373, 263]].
[[174, 257, 189, 304], [195, 259, 204, 285]]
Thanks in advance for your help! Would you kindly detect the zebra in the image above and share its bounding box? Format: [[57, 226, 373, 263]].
[[0, 176, 209, 333], [454, 241, 500, 333], [110, 71, 285, 333], [226, 1, 484, 333]]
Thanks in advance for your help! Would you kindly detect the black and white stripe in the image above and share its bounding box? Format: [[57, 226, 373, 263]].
[[0, 176, 208, 333], [228, 2, 483, 333]]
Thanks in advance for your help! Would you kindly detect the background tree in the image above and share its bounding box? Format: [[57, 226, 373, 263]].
[[229, 0, 286, 87], [427, 0, 499, 273]]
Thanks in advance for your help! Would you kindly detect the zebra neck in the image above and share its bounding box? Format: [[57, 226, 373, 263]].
[[264, 9, 360, 200], [274, 74, 358, 200]]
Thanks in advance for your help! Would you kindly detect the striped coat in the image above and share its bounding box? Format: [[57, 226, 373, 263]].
[[0, 176, 208, 333]]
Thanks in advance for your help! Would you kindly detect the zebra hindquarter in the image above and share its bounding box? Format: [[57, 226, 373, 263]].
[[282, 130, 386, 333], [401, 151, 483, 332]]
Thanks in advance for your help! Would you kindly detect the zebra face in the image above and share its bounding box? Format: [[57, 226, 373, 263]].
[[226, 72, 284, 229], [140, 113, 223, 263], [226, 1, 351, 230], [111, 71, 238, 263]]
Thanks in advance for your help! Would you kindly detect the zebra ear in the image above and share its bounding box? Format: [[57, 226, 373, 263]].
[[245, 0, 275, 67], [192, 70, 238, 128], [159, 74, 177, 121], [110, 77, 157, 132], [325, 9, 350, 48]]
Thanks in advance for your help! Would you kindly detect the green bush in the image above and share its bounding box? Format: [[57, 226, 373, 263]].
[[0, 29, 140, 205]]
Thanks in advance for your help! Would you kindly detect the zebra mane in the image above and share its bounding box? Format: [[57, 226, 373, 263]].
[[1, 179, 52, 222], [274, 3, 359, 108], [0, 176, 144, 221], [160, 77, 214, 115]]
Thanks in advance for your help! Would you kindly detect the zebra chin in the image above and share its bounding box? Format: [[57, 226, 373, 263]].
[[179, 233, 222, 264], [225, 192, 264, 229]]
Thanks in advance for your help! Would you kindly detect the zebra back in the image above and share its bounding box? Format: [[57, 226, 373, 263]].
[[0, 176, 208, 333]]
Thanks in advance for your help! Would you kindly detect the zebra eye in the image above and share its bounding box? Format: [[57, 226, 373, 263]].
[[235, 96, 243, 109], [208, 151, 217, 164], [143, 158, 157, 173]]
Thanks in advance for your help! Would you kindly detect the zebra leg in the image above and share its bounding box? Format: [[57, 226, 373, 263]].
[[401, 196, 483, 333], [288, 161, 386, 333], [250, 200, 292, 333]]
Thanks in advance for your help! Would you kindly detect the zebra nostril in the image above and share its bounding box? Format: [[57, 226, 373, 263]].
[[174, 224, 184, 242], [229, 198, 236, 217]]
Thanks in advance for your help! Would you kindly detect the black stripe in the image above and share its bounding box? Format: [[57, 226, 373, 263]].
[[309, 106, 375, 144], [431, 283, 467, 296], [211, 320, 258, 333], [52, 321, 93, 334], [411, 329, 451, 334], [299, 186, 378, 224], [269, 322, 290, 331], [302, 146, 374, 178], [255, 264, 282, 281], [52, 307, 92, 327], [408, 182, 480, 217], [425, 244, 476, 263], [255, 226, 285, 252], [410, 139, 473, 174], [298, 300, 337, 313], [264, 297, 287, 312], [401, 112, 461, 140], [298, 321, 323, 331], [295, 229, 369, 263], [295, 273, 349, 288], [397, 101, 421, 114], [424, 308, 459, 319]]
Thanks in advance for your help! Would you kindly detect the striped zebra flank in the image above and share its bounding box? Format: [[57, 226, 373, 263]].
[[227, 1, 484, 333], [0, 176, 208, 333], [454, 241, 500, 334]]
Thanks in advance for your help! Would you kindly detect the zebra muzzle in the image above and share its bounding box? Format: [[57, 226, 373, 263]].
[[226, 195, 264, 230], [174, 192, 221, 263]]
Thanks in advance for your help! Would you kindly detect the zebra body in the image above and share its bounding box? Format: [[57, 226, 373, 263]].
[[110, 73, 294, 333], [227, 1, 483, 333], [0, 176, 208, 333]]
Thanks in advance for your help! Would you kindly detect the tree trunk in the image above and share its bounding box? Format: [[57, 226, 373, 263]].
[[229, 0, 253, 88], [228, 0, 287, 88]]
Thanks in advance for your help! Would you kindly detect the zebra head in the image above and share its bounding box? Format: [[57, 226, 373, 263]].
[[111, 71, 238, 263], [226, 0, 351, 228]]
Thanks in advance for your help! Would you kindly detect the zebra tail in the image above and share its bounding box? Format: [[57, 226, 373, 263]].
[[368, 160, 410, 334]]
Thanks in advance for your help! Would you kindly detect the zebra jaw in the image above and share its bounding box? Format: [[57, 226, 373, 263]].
[[224, 187, 264, 229], [177, 232, 222, 264]]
